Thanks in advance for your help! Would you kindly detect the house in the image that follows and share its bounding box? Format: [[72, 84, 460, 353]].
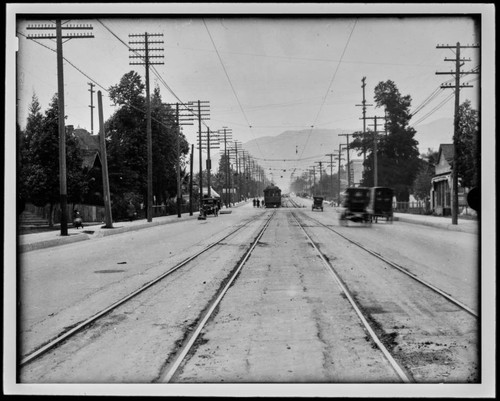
[[348, 159, 364, 187], [67, 126, 102, 170], [430, 144, 468, 216]]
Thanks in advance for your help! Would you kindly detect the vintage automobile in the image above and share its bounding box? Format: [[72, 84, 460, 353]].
[[312, 196, 324, 212], [339, 187, 371, 226], [366, 186, 394, 223], [198, 197, 220, 220]]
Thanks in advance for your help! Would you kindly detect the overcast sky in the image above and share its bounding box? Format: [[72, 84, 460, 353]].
[[8, 3, 493, 186]]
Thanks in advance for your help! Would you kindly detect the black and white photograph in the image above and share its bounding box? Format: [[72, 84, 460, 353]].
[[4, 2, 495, 398]]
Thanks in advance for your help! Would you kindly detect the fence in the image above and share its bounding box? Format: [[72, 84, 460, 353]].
[[393, 201, 477, 217], [393, 201, 431, 215]]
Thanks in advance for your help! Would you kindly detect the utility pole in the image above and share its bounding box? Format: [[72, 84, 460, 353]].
[[315, 161, 323, 194], [219, 127, 233, 206], [335, 145, 345, 201], [27, 21, 94, 236], [339, 133, 354, 187], [129, 32, 164, 222], [233, 141, 242, 201], [436, 42, 479, 225], [366, 115, 386, 187], [189, 144, 194, 216], [325, 153, 336, 201], [355, 77, 373, 164], [88, 82, 95, 134], [97, 91, 113, 228], [188, 101, 210, 205], [200, 127, 220, 198], [165, 103, 194, 217]]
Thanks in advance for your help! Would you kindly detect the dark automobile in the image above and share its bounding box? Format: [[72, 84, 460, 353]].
[[198, 197, 220, 220], [312, 196, 324, 211], [339, 187, 371, 226], [367, 187, 394, 223]]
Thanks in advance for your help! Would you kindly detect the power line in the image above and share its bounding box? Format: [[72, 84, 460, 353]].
[[202, 18, 264, 158], [297, 19, 358, 164]]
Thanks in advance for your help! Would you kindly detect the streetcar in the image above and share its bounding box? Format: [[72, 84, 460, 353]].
[[339, 187, 371, 226], [263, 185, 282, 208], [366, 186, 394, 223]]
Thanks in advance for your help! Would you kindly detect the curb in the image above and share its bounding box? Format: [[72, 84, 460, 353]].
[[394, 216, 477, 234], [19, 234, 90, 253], [19, 213, 202, 252]]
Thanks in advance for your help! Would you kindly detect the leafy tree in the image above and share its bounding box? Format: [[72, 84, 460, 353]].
[[412, 149, 439, 202], [456, 100, 479, 188], [350, 80, 420, 201], [20, 94, 84, 225], [105, 73, 189, 219]]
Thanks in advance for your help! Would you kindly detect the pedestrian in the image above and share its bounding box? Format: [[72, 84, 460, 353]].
[[257, 199, 260, 208], [73, 209, 83, 229], [253, 198, 256, 207], [127, 202, 136, 221]]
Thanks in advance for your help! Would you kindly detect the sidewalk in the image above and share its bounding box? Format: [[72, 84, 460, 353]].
[[17, 205, 478, 253], [393, 213, 478, 234]]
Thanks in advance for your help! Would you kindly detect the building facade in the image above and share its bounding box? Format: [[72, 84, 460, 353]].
[[430, 144, 468, 216]]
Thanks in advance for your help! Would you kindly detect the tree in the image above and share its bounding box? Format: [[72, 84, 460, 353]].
[[20, 94, 84, 225], [456, 100, 479, 188], [350, 80, 420, 201], [18, 94, 43, 207], [412, 149, 439, 202], [105, 73, 189, 219]]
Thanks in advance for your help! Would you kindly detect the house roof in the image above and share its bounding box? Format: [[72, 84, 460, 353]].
[[68, 127, 101, 169], [438, 144, 454, 163], [72, 128, 100, 151], [81, 151, 100, 169]]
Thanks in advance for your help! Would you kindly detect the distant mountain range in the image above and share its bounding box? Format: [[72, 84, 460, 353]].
[[239, 118, 454, 190], [242, 118, 454, 160]]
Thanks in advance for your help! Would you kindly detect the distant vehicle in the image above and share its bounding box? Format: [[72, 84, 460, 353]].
[[366, 187, 394, 223], [312, 196, 324, 212], [198, 197, 220, 220], [263, 185, 282, 208], [339, 187, 371, 226]]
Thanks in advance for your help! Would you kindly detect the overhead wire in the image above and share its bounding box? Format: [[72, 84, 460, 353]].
[[292, 18, 357, 179]]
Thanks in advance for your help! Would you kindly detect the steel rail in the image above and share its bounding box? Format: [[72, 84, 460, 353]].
[[301, 212, 478, 318], [19, 213, 268, 367], [158, 211, 276, 382], [291, 212, 413, 383]]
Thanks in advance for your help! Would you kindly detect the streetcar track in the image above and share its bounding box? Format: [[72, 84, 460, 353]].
[[290, 211, 413, 383], [157, 211, 276, 383], [296, 211, 478, 318], [19, 211, 271, 367]]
